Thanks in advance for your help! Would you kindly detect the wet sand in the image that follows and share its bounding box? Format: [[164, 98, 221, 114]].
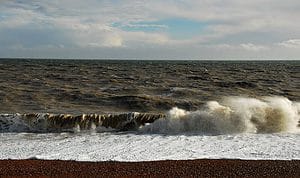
[[0, 159, 299, 177]]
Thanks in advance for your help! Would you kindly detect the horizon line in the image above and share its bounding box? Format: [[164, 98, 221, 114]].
[[0, 57, 299, 61]]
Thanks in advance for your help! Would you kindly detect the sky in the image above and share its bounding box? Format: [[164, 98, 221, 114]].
[[0, 0, 300, 59]]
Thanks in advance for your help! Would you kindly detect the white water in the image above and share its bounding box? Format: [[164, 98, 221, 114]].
[[0, 96, 299, 161], [142, 96, 300, 134], [0, 132, 299, 161], [1, 96, 299, 134]]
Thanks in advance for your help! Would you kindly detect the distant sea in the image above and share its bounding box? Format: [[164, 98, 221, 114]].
[[0, 59, 298, 113]]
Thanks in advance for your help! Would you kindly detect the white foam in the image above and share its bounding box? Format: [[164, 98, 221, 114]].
[[0, 132, 299, 161], [141, 96, 300, 134]]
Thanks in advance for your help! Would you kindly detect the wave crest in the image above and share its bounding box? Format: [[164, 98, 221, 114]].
[[0, 113, 164, 133], [0, 96, 299, 134]]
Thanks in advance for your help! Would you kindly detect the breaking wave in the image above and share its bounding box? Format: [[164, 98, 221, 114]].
[[0, 96, 299, 134], [0, 112, 163, 133], [141, 96, 300, 134]]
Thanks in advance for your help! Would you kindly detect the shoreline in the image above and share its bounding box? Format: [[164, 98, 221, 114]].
[[1, 159, 299, 177]]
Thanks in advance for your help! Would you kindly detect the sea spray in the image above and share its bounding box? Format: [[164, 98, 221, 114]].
[[140, 96, 300, 134]]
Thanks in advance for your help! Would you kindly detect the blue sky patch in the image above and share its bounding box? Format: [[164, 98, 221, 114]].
[[113, 18, 209, 39]]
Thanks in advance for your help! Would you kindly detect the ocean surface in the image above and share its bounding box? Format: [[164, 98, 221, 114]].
[[0, 59, 299, 161]]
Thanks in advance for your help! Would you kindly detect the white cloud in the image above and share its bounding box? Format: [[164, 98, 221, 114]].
[[278, 39, 300, 48], [240, 43, 269, 51], [126, 31, 169, 44], [103, 35, 123, 47]]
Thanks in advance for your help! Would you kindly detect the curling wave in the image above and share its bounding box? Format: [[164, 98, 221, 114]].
[[0, 97, 299, 134], [0, 112, 164, 133]]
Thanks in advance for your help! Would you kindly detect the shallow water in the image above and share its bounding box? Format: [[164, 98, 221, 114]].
[[1, 132, 299, 161]]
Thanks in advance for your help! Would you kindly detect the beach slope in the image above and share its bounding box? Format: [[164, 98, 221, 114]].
[[0, 159, 299, 177]]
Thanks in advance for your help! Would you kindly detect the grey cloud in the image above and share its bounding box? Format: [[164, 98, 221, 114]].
[[0, 27, 71, 48]]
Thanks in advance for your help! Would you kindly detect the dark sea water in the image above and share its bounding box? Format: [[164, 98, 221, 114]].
[[0, 59, 299, 114]]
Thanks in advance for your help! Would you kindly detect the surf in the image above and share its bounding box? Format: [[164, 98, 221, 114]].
[[142, 96, 300, 134], [0, 96, 299, 134]]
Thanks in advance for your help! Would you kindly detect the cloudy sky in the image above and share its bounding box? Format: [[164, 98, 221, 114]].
[[0, 0, 300, 59]]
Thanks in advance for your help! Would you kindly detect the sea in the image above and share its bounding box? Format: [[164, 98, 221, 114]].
[[0, 59, 299, 161]]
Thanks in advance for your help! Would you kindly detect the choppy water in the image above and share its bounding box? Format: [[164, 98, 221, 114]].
[[0, 59, 299, 161], [0, 59, 299, 114]]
